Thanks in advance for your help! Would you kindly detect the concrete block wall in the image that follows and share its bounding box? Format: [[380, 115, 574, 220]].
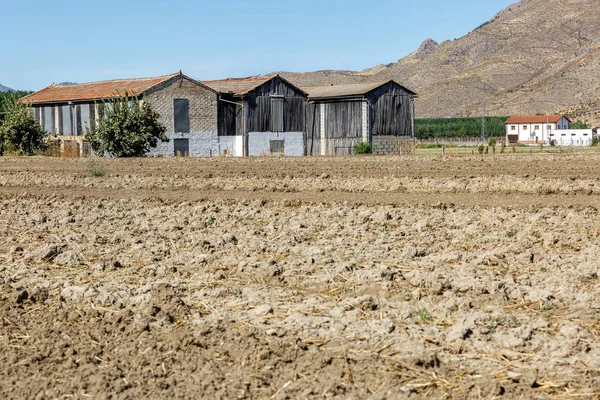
[[372, 135, 410, 154], [147, 131, 219, 157], [248, 132, 304, 157]]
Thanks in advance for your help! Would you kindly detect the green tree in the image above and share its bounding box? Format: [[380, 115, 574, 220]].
[[571, 120, 589, 129], [86, 93, 168, 157], [0, 95, 46, 155]]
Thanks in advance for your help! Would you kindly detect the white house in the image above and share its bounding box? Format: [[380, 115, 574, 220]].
[[505, 115, 570, 145]]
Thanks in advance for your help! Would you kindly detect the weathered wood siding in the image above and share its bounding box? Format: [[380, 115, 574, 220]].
[[246, 76, 305, 133], [367, 82, 413, 137], [217, 99, 242, 137], [217, 76, 306, 137], [304, 102, 320, 156], [322, 100, 363, 139]]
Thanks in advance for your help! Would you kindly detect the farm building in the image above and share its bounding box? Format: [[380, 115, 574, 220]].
[[505, 115, 571, 145], [22, 72, 219, 157], [301, 81, 417, 155], [202, 75, 307, 157]]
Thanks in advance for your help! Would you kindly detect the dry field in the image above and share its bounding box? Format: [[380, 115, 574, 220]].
[[1, 154, 600, 399]]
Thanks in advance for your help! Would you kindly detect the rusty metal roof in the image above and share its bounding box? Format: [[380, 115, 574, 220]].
[[22, 73, 179, 104], [301, 80, 417, 99], [505, 115, 568, 124], [201, 76, 274, 96]]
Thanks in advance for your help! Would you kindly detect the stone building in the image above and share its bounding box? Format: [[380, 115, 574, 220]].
[[22, 72, 219, 157]]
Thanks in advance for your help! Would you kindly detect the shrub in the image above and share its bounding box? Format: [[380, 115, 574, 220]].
[[87, 160, 107, 177], [592, 137, 598, 147], [86, 92, 168, 157], [477, 144, 485, 155], [0, 95, 46, 155], [353, 141, 372, 154]]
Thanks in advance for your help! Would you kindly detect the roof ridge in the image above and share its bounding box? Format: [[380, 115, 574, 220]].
[[201, 75, 269, 83], [52, 73, 179, 87], [300, 80, 390, 88]]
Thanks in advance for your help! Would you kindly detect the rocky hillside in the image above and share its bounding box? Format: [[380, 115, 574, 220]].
[[278, 0, 600, 123], [0, 84, 14, 93]]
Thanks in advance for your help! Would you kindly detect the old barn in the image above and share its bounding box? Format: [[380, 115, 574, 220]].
[[202, 75, 308, 157], [22, 72, 219, 157], [302, 81, 417, 155]]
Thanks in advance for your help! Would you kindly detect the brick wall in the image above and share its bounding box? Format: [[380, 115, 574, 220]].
[[143, 76, 218, 157], [372, 135, 411, 154], [144, 77, 218, 134]]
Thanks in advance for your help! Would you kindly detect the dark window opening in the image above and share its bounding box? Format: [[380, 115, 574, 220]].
[[174, 99, 190, 133], [271, 96, 284, 132], [270, 139, 284, 154], [174, 138, 189, 156]]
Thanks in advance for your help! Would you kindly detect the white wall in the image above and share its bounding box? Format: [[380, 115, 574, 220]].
[[248, 132, 304, 157], [147, 131, 219, 157], [218, 136, 243, 157], [549, 129, 593, 146]]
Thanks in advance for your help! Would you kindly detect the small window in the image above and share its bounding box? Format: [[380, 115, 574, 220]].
[[174, 138, 189, 156], [550, 133, 554, 136], [523, 126, 528, 130], [534, 125, 540, 130], [174, 99, 190, 133], [561, 133, 566, 136], [511, 126, 516, 131], [572, 133, 576, 136], [271, 96, 284, 132], [270, 140, 284, 154], [547, 125, 551, 130], [584, 134, 589, 136]]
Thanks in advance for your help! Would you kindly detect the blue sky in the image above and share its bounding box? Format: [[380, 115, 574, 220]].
[[2, 0, 515, 90]]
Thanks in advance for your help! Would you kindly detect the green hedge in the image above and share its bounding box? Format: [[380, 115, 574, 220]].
[[415, 117, 509, 139]]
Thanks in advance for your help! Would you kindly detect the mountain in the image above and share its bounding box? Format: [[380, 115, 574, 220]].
[[0, 84, 15, 93], [277, 0, 600, 124]]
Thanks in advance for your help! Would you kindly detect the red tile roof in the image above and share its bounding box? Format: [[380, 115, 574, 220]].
[[505, 115, 567, 124], [22, 73, 179, 104], [201, 76, 274, 96]]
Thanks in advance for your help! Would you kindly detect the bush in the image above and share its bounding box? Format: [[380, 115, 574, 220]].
[[0, 95, 46, 155], [477, 144, 485, 155], [87, 160, 107, 177], [86, 92, 168, 157], [592, 137, 598, 147], [353, 141, 372, 154]]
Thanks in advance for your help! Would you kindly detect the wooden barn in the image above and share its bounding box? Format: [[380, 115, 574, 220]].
[[302, 81, 417, 155], [202, 75, 308, 157], [21, 72, 220, 157]]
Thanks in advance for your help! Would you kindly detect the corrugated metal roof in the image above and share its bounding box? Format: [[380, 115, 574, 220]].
[[505, 115, 567, 124], [22, 73, 179, 104], [301, 80, 416, 99], [201, 76, 274, 96]]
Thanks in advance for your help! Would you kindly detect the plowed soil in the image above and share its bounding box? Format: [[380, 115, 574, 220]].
[[2, 154, 600, 399]]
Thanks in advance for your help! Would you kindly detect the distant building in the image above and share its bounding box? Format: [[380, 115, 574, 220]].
[[22, 71, 418, 157], [505, 115, 570, 144], [202, 75, 307, 157], [301, 81, 417, 155], [22, 72, 219, 157]]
